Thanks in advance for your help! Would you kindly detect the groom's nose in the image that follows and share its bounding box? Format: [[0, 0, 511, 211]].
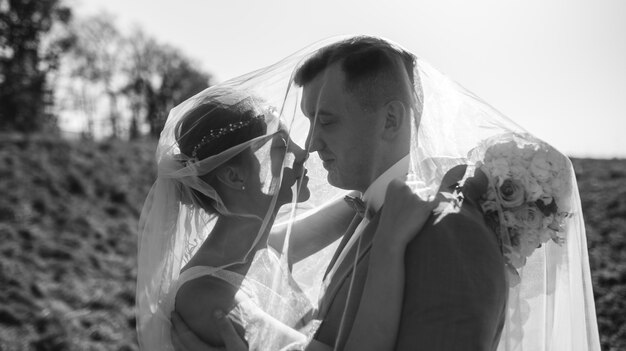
[[305, 121, 323, 154]]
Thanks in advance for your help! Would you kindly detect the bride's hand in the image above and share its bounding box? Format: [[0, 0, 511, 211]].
[[375, 179, 437, 253]]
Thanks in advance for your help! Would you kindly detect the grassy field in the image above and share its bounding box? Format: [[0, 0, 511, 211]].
[[0, 135, 624, 350]]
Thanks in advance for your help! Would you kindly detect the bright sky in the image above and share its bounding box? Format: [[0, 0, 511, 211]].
[[72, 0, 626, 159]]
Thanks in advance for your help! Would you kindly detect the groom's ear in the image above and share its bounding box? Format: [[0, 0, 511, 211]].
[[382, 100, 407, 140], [215, 165, 247, 191]]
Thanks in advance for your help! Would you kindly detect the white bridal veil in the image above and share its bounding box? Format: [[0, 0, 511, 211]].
[[136, 88, 296, 350], [136, 35, 601, 351]]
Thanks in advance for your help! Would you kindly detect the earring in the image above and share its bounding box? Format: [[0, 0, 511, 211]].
[[241, 185, 246, 190]]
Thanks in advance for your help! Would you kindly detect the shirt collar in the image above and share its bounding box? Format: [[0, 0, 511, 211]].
[[362, 154, 409, 213]]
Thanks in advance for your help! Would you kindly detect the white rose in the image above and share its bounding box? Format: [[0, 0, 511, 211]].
[[513, 204, 544, 230], [497, 178, 525, 208], [503, 210, 518, 227], [541, 183, 554, 197], [489, 158, 510, 179], [530, 153, 552, 182], [509, 164, 528, 180], [520, 145, 536, 161], [523, 177, 543, 202]]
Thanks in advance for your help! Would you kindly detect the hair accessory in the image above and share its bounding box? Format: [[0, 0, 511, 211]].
[[191, 115, 265, 159]]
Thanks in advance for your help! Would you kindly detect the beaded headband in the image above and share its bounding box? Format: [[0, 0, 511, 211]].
[[190, 115, 265, 159]]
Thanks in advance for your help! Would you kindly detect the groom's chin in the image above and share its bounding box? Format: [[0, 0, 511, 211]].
[[325, 171, 338, 187], [326, 173, 348, 190]]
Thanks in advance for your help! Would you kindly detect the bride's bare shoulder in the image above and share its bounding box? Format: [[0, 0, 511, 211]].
[[175, 275, 245, 346]]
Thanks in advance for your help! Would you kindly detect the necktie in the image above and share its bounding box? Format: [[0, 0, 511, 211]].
[[344, 195, 370, 219]]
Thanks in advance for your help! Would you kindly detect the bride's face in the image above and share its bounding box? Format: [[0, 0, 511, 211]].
[[243, 126, 310, 214]]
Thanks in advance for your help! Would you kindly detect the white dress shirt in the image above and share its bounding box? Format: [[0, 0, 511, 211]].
[[323, 155, 409, 287]]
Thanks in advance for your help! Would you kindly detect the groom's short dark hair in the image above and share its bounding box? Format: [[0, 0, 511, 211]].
[[294, 36, 417, 110]]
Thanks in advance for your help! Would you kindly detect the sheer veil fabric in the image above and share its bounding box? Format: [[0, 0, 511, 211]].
[[136, 88, 290, 350], [136, 35, 601, 350]]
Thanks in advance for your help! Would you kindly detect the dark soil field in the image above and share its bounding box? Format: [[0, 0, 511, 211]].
[[0, 135, 624, 350]]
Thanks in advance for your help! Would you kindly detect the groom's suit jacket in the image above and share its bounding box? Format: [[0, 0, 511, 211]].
[[314, 166, 508, 351]]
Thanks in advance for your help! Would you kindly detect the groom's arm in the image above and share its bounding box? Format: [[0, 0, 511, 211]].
[[394, 201, 508, 351]]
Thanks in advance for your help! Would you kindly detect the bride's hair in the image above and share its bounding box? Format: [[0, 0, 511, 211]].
[[174, 98, 267, 212], [176, 100, 266, 160], [294, 36, 417, 110]]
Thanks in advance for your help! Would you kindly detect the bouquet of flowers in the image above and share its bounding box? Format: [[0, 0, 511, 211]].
[[472, 134, 573, 286]]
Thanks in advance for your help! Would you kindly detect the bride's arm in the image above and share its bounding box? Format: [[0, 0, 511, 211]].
[[340, 180, 435, 351], [173, 300, 333, 351], [174, 277, 331, 351], [269, 191, 357, 264]]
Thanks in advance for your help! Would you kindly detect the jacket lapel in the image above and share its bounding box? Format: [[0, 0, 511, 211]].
[[319, 211, 382, 318], [323, 214, 362, 279]]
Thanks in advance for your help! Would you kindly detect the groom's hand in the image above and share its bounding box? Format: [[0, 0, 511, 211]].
[[170, 310, 248, 351]]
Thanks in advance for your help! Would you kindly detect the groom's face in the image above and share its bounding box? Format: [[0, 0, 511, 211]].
[[301, 63, 385, 192]]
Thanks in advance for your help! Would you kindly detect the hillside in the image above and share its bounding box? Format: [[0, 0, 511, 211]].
[[575, 157, 626, 350], [0, 135, 624, 350], [0, 135, 155, 350]]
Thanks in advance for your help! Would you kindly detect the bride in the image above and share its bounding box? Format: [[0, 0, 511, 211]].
[[136, 87, 436, 350]]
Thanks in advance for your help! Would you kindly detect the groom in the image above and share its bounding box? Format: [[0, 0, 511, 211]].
[[294, 36, 507, 350], [172, 37, 508, 350]]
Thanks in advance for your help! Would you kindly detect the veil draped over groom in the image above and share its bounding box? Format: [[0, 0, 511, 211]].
[[137, 35, 600, 350]]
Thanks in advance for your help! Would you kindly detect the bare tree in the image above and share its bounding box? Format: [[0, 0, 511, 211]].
[[67, 13, 125, 138], [59, 15, 211, 139], [0, 0, 73, 133], [123, 29, 211, 138]]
